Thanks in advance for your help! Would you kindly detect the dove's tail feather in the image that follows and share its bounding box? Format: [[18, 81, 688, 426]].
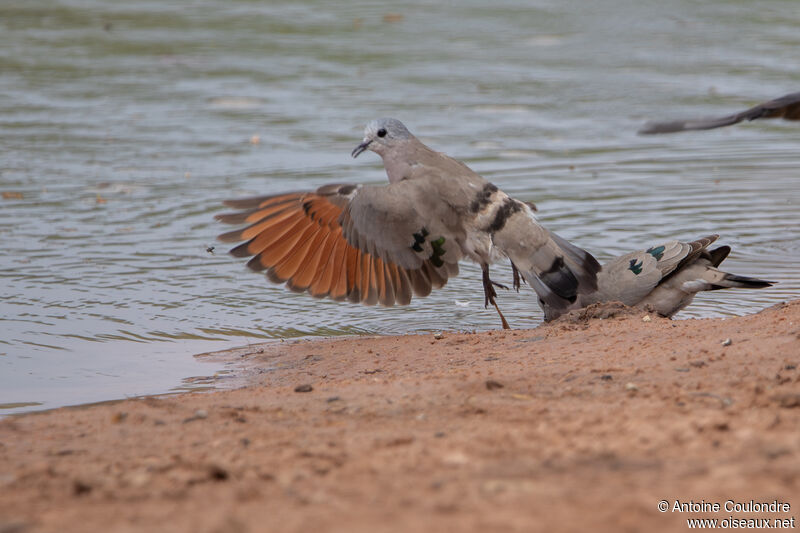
[[708, 272, 775, 291], [523, 243, 601, 314], [548, 231, 601, 293], [684, 246, 775, 292], [493, 207, 600, 314]]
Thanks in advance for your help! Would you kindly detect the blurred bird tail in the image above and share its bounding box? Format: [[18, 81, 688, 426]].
[[708, 271, 775, 290]]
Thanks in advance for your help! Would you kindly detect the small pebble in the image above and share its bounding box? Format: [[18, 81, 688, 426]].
[[485, 379, 504, 390], [510, 393, 533, 401], [73, 480, 92, 495], [294, 384, 313, 393], [181, 410, 208, 424], [625, 382, 639, 392], [442, 451, 469, 466], [433, 332, 444, 340], [208, 464, 229, 481], [777, 393, 800, 408], [642, 315, 651, 323], [721, 338, 732, 346]]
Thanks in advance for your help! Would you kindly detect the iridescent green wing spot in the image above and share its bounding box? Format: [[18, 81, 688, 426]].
[[409, 228, 446, 267], [430, 236, 446, 267], [646, 245, 665, 261]]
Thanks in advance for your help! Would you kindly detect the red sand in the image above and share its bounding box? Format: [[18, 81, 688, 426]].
[[1, 301, 799, 532]]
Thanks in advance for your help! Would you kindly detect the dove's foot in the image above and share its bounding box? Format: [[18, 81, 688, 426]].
[[482, 266, 511, 330]]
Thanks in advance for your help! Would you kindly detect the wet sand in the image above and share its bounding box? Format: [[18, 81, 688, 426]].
[[1, 301, 799, 533]]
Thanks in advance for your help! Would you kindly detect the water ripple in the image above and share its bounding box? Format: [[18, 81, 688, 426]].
[[1, 0, 798, 413]]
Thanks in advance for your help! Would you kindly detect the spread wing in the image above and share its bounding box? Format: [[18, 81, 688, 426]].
[[639, 91, 800, 134], [215, 182, 461, 307]]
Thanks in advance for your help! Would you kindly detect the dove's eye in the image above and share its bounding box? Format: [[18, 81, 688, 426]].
[[377, 128, 387, 138]]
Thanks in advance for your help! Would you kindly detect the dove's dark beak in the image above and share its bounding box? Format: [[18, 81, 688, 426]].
[[351, 139, 371, 158]]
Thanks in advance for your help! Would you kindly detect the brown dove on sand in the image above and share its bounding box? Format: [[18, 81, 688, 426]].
[[216, 117, 601, 329], [536, 234, 775, 321]]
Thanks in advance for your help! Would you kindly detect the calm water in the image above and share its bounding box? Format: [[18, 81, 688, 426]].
[[1, 0, 798, 415]]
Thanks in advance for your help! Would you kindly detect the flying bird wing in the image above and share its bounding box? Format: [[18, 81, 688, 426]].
[[216, 182, 462, 306], [639, 91, 800, 134]]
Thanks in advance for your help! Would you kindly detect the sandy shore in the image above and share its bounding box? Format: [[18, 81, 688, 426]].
[[1, 301, 799, 532]]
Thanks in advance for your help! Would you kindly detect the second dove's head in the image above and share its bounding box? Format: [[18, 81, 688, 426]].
[[351, 117, 412, 158]]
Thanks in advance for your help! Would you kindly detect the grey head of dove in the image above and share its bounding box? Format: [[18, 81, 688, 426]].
[[351, 117, 413, 158], [350, 118, 419, 184]]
